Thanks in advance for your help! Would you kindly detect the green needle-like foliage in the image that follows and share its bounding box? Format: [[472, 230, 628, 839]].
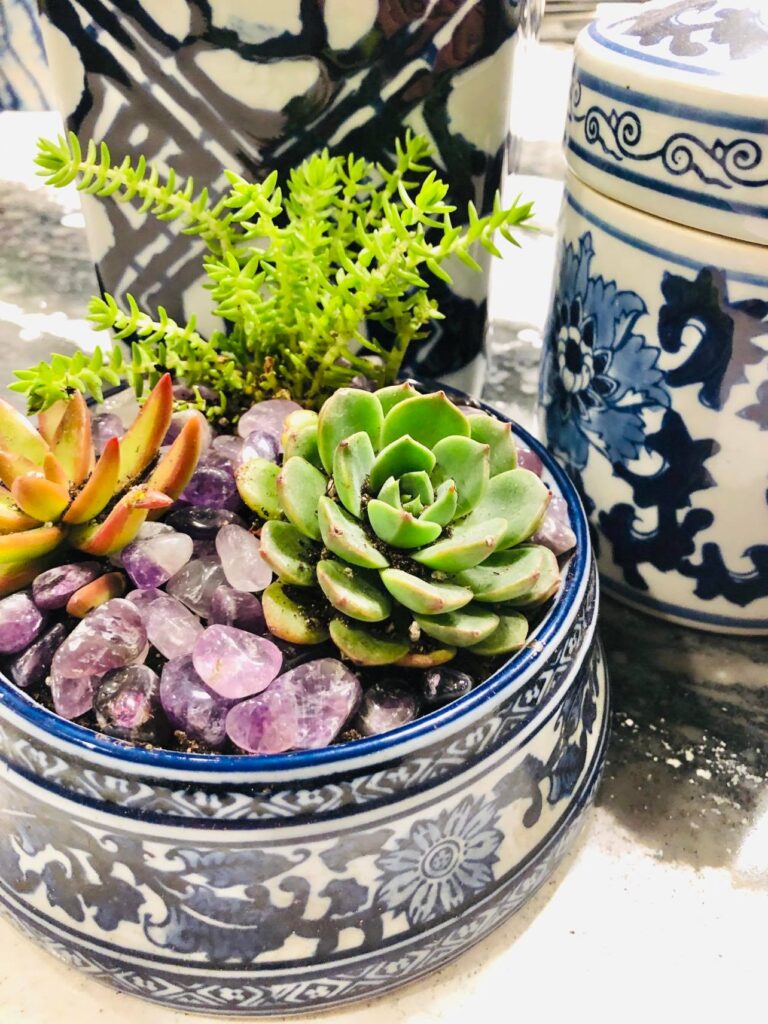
[[17, 132, 533, 424]]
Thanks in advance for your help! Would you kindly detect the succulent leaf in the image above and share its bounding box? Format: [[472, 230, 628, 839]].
[[0, 557, 52, 597], [63, 435, 121, 524], [317, 388, 383, 474], [333, 431, 375, 518], [375, 382, 419, 415], [455, 544, 546, 603], [0, 524, 65, 564], [499, 546, 560, 607], [463, 468, 550, 549], [367, 500, 442, 548], [237, 456, 281, 519], [70, 487, 171, 555], [0, 398, 48, 465], [117, 372, 173, 487], [396, 647, 456, 668], [51, 390, 93, 486], [328, 618, 409, 666], [317, 559, 391, 622], [259, 520, 318, 586], [263, 581, 330, 644], [469, 413, 518, 476], [381, 392, 469, 450], [415, 605, 500, 647], [469, 611, 528, 655], [420, 480, 458, 526], [66, 571, 127, 617], [43, 452, 70, 489], [412, 517, 507, 573], [317, 496, 388, 569], [0, 490, 37, 533], [376, 476, 402, 508], [431, 436, 489, 516], [368, 435, 435, 494], [11, 474, 69, 523], [379, 568, 473, 615], [37, 399, 68, 446], [0, 448, 39, 489], [277, 456, 328, 540], [145, 414, 204, 501], [282, 410, 322, 468], [399, 470, 434, 507]]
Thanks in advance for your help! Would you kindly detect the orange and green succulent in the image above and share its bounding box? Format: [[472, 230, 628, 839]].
[[0, 374, 202, 597]]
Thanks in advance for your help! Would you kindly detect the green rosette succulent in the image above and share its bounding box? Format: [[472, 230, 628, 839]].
[[237, 385, 560, 667]]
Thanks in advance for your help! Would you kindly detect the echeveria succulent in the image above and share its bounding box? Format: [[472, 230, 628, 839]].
[[0, 375, 202, 596], [238, 385, 559, 667]]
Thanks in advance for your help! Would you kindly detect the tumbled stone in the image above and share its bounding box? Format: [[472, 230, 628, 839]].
[[420, 667, 473, 708], [94, 665, 162, 741], [0, 591, 46, 653], [209, 585, 266, 634], [121, 530, 194, 589], [8, 622, 68, 690], [516, 443, 543, 477], [237, 399, 301, 442], [180, 463, 237, 507], [226, 658, 360, 753], [51, 599, 146, 679], [126, 587, 165, 618], [90, 412, 124, 453], [215, 524, 272, 592], [355, 681, 419, 736], [50, 665, 98, 720], [32, 561, 102, 610], [200, 447, 236, 474], [145, 593, 204, 661], [240, 429, 280, 464], [166, 558, 226, 617], [192, 624, 282, 700], [531, 494, 576, 556], [159, 655, 234, 749], [166, 506, 244, 539], [212, 434, 244, 464], [164, 408, 212, 449]]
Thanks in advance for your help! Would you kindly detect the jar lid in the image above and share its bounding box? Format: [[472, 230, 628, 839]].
[[565, 0, 768, 245]]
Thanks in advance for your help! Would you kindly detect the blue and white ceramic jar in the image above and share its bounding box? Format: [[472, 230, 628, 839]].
[[0, 404, 606, 1016], [541, 0, 768, 636], [38, 0, 540, 395]]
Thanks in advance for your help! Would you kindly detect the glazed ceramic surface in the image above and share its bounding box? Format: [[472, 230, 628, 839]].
[[541, 171, 768, 635], [565, 0, 768, 246], [0, 0, 50, 111], [38, 0, 537, 394], [0, 407, 605, 1016]]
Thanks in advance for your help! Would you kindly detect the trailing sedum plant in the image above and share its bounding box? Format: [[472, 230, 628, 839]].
[[0, 375, 202, 596], [240, 384, 558, 667], [16, 133, 533, 426]]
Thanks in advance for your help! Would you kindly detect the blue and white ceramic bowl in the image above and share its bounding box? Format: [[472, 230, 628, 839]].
[[565, 0, 768, 247], [541, 172, 768, 636], [0, 401, 606, 1016]]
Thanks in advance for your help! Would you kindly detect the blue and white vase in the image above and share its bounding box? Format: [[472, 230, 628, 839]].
[[0, 399, 607, 1015], [541, 0, 768, 637], [38, 0, 539, 395], [0, 0, 51, 111]]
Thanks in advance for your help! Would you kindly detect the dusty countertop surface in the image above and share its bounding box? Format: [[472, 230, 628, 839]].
[[0, 51, 767, 1023]]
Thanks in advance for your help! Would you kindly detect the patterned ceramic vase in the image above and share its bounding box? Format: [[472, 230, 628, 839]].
[[541, 0, 768, 637], [38, 0, 539, 394], [0, 397, 607, 1016], [0, 0, 50, 110]]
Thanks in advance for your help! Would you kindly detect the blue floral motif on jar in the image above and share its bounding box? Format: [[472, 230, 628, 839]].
[[542, 231, 669, 475], [375, 795, 503, 926]]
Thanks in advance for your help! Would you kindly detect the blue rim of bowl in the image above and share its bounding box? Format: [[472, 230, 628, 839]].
[[0, 384, 591, 775]]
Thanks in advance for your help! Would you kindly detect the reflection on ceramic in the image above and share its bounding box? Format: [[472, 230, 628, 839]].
[[0, 401, 606, 1016], [541, 171, 768, 636], [38, 0, 536, 394], [0, 0, 50, 111], [565, 0, 768, 246]]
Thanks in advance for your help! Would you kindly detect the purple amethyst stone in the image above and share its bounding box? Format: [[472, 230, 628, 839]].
[[0, 592, 46, 653], [32, 562, 102, 610]]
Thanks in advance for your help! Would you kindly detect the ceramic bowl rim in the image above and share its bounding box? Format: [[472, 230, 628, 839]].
[[0, 385, 592, 775]]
